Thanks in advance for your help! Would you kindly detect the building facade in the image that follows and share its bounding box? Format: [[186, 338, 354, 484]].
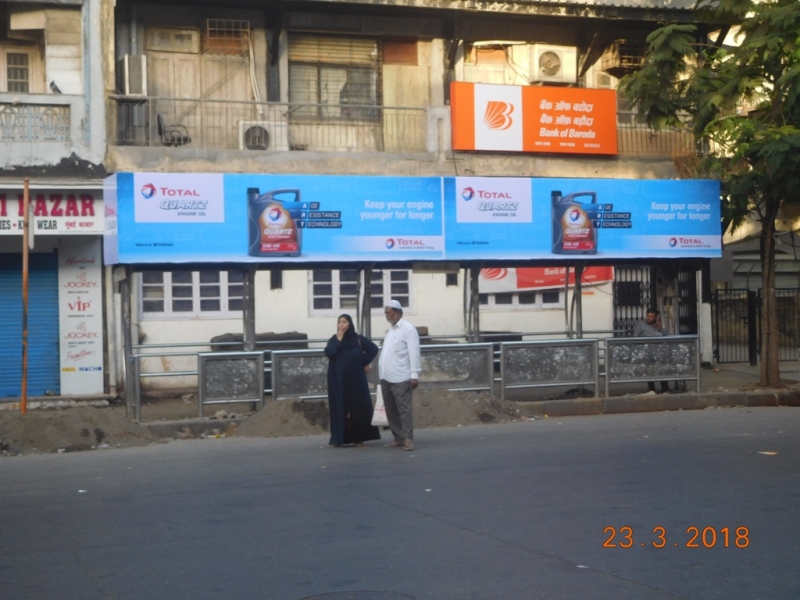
[[2, 0, 719, 397]]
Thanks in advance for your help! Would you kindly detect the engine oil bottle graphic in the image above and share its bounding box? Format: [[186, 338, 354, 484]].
[[248, 188, 303, 257], [551, 190, 599, 255]]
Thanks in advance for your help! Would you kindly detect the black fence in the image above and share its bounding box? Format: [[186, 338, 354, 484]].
[[712, 288, 800, 364]]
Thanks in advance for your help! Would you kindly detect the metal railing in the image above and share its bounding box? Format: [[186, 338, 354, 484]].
[[111, 95, 695, 158], [125, 329, 703, 419], [112, 96, 428, 152]]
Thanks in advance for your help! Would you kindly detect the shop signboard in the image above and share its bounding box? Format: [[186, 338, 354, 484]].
[[450, 82, 618, 155], [58, 238, 104, 395], [0, 190, 103, 235], [103, 173, 721, 264]]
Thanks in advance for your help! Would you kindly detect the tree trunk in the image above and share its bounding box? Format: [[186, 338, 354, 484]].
[[759, 201, 781, 386]]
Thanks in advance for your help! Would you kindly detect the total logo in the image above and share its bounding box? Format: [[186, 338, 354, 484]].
[[141, 184, 202, 199], [385, 238, 426, 249], [670, 237, 705, 247], [268, 207, 283, 222], [141, 184, 156, 199], [566, 209, 587, 227], [462, 187, 475, 201]]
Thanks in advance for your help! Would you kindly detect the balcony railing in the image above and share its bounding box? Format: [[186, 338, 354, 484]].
[[112, 96, 428, 153], [0, 101, 70, 142], [111, 95, 695, 157]]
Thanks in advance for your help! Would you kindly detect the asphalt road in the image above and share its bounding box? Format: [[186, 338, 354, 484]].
[[2, 406, 798, 600]]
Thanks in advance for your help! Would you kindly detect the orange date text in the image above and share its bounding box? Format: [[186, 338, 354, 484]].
[[603, 526, 750, 548]]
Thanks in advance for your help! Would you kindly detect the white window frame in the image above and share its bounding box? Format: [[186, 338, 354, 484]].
[[138, 270, 244, 319], [308, 268, 412, 317], [0, 46, 43, 93], [479, 289, 564, 310]]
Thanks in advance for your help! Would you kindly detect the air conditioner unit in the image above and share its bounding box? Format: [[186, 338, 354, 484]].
[[119, 54, 147, 96], [238, 120, 289, 152], [529, 45, 577, 84]]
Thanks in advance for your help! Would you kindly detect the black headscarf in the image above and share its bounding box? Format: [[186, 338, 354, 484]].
[[338, 313, 358, 347]]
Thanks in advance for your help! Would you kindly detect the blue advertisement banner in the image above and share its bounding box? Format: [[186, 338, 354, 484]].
[[103, 173, 721, 264]]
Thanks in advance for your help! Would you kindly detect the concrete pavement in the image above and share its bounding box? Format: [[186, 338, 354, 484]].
[[1, 406, 798, 600]]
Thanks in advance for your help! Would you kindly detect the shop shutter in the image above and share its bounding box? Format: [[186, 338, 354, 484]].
[[0, 253, 60, 398]]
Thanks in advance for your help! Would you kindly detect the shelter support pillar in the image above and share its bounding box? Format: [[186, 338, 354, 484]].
[[243, 266, 256, 352]]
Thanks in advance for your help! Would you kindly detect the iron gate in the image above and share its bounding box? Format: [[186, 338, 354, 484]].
[[712, 288, 800, 364]]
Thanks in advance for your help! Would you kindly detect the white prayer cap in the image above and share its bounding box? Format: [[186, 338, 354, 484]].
[[386, 299, 403, 310]]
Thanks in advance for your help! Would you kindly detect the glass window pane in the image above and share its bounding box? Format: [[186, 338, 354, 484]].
[[314, 297, 333, 310], [542, 291, 560, 304], [391, 283, 408, 295], [172, 271, 192, 284], [172, 286, 193, 298], [370, 297, 383, 308], [173, 300, 193, 312], [314, 284, 332, 296], [495, 293, 513, 305], [479, 294, 488, 305], [519, 292, 537, 304], [313, 270, 332, 282], [200, 285, 220, 298], [228, 298, 243, 311], [340, 283, 358, 296], [142, 288, 164, 299], [227, 270, 244, 283], [340, 269, 359, 281], [142, 271, 164, 284], [200, 299, 221, 311], [143, 300, 164, 312], [340, 297, 358, 309], [390, 270, 409, 281], [199, 271, 220, 283], [228, 284, 243, 297]]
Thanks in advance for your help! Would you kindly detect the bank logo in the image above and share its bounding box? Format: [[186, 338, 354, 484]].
[[141, 184, 156, 199], [462, 187, 475, 201], [484, 101, 514, 130]]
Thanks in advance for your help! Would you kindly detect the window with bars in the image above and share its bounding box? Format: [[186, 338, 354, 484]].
[[1, 48, 34, 93], [288, 34, 380, 121], [310, 269, 411, 315], [140, 270, 244, 318], [479, 289, 563, 309]]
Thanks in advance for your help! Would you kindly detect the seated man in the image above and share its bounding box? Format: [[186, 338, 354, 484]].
[[634, 309, 670, 394]]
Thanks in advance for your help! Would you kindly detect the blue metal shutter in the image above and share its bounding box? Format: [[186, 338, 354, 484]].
[[0, 252, 60, 398]]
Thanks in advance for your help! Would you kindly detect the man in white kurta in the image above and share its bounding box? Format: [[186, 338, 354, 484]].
[[378, 299, 421, 451]]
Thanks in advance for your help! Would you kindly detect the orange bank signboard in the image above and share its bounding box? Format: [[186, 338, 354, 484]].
[[450, 82, 618, 155]]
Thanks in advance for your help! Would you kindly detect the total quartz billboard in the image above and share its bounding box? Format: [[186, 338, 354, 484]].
[[103, 173, 721, 264]]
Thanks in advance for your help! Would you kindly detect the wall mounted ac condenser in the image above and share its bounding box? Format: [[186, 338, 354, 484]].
[[529, 45, 577, 84], [238, 120, 289, 151]]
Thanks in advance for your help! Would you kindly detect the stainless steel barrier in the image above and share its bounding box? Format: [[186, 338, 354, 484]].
[[499, 339, 600, 401], [270, 343, 494, 400], [604, 335, 701, 397], [198, 351, 265, 417]]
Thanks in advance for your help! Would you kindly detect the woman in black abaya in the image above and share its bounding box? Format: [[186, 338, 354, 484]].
[[324, 314, 381, 447]]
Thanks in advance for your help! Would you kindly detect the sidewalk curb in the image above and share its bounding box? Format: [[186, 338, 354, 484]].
[[525, 390, 800, 417]]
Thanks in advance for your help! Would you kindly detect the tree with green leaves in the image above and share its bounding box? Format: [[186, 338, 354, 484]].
[[619, 0, 800, 386]]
